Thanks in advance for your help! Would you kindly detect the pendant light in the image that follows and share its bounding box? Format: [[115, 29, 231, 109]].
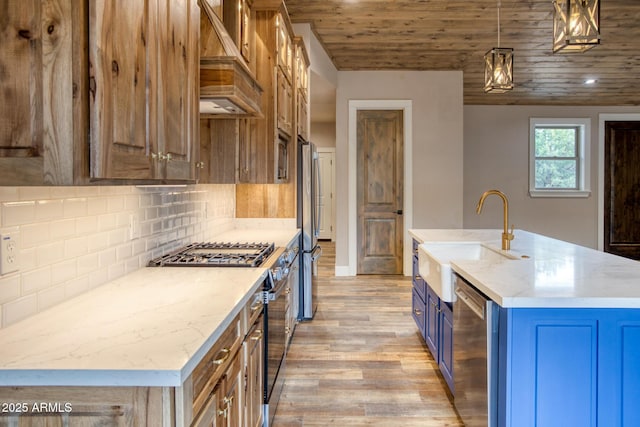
[[553, 0, 600, 53], [484, 0, 514, 93]]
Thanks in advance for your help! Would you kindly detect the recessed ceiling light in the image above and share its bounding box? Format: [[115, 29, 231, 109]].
[[584, 79, 597, 85]]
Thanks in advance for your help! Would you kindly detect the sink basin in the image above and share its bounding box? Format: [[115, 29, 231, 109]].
[[417, 242, 521, 302]]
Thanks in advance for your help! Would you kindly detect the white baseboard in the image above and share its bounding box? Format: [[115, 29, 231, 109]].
[[334, 266, 351, 276]]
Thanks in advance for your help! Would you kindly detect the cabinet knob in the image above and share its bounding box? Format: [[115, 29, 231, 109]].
[[165, 153, 172, 162]]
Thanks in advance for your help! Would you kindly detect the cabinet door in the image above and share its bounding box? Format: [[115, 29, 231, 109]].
[[412, 288, 426, 340], [200, 118, 238, 183], [224, 352, 243, 427], [276, 67, 293, 137], [0, 0, 77, 185], [244, 323, 264, 427], [0, 387, 164, 426], [439, 301, 454, 393], [90, 0, 198, 181], [425, 285, 440, 362], [89, 0, 153, 180], [156, 0, 199, 181], [297, 94, 308, 140], [192, 384, 225, 427]]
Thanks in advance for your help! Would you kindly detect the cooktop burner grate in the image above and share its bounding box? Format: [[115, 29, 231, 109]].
[[148, 242, 275, 267]]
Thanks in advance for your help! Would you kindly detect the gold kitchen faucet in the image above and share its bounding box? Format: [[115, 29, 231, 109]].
[[476, 189, 514, 250]]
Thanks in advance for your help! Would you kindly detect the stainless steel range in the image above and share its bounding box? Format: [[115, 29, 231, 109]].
[[147, 242, 275, 267], [148, 238, 298, 427]]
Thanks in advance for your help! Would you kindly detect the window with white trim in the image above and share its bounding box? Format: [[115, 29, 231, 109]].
[[529, 118, 591, 198]]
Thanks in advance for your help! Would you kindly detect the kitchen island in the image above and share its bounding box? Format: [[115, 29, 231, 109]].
[[410, 229, 640, 427], [0, 228, 299, 426]]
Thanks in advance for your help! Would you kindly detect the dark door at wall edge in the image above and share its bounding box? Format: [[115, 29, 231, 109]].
[[604, 121, 640, 260], [356, 109, 404, 274]]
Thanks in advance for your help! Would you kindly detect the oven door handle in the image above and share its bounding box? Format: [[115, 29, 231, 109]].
[[268, 282, 287, 301], [311, 245, 322, 262]]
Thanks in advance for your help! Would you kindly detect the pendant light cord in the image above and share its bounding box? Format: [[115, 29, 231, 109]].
[[497, 0, 501, 48]]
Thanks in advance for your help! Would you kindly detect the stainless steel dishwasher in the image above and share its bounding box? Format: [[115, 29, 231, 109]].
[[453, 274, 499, 427]]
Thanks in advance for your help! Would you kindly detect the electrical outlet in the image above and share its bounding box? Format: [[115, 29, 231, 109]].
[[129, 214, 141, 240], [1, 228, 20, 275]]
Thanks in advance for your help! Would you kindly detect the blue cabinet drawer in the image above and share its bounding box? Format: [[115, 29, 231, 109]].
[[412, 288, 427, 340], [412, 254, 426, 300]]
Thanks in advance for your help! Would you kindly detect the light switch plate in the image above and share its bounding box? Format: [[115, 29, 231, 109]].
[[0, 228, 20, 275]]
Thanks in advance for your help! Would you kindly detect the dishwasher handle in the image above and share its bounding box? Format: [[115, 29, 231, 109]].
[[455, 285, 485, 320]]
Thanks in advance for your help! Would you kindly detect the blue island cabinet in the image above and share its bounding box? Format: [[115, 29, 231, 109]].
[[411, 240, 454, 393], [499, 308, 640, 427]]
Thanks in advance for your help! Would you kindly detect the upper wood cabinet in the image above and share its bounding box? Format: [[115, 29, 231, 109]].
[[0, 0, 87, 185], [246, 0, 295, 184], [89, 0, 200, 182], [295, 37, 310, 141]]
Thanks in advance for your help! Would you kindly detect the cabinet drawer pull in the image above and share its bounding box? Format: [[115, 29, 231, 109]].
[[251, 329, 263, 340], [212, 348, 231, 365], [414, 275, 421, 281], [414, 309, 422, 316]]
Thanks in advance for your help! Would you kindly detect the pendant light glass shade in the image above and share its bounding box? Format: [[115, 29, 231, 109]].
[[484, 48, 514, 93], [553, 0, 600, 53], [484, 1, 513, 93]]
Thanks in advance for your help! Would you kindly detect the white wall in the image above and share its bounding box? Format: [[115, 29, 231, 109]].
[[311, 122, 336, 148], [0, 185, 236, 328], [335, 71, 464, 274], [463, 105, 640, 248]]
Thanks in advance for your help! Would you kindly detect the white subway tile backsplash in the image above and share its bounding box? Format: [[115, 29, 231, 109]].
[[98, 248, 117, 268], [19, 247, 37, 272], [107, 262, 126, 281], [0, 184, 235, 329], [36, 241, 65, 266], [88, 267, 108, 289], [35, 199, 64, 221], [0, 275, 20, 304], [2, 201, 36, 226], [18, 187, 51, 201], [98, 213, 117, 231], [50, 218, 76, 241], [88, 231, 110, 252], [51, 259, 77, 285], [76, 216, 98, 235], [21, 223, 51, 248], [77, 253, 99, 276], [65, 276, 90, 299], [116, 243, 133, 261], [2, 294, 38, 327], [63, 198, 88, 218], [87, 197, 108, 216], [0, 187, 20, 203], [37, 284, 66, 311], [21, 266, 52, 294], [64, 236, 88, 258]]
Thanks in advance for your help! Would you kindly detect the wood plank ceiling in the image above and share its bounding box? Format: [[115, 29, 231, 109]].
[[284, 0, 640, 105]]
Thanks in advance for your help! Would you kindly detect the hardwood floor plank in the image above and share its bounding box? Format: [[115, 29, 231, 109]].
[[274, 241, 462, 426]]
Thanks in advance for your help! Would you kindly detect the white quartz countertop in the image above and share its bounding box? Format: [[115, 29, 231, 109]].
[[409, 229, 640, 308], [0, 227, 299, 387]]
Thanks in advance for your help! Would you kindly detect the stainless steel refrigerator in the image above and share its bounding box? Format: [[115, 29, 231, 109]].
[[297, 135, 322, 320]]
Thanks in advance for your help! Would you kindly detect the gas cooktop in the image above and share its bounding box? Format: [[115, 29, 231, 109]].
[[148, 242, 275, 267]]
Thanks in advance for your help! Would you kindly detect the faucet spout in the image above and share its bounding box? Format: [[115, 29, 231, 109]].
[[476, 189, 514, 250]]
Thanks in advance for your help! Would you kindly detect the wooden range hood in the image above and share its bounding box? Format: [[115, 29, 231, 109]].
[[199, 1, 263, 117]]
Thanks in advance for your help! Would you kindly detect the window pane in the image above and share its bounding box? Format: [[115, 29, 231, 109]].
[[535, 128, 577, 157], [535, 159, 577, 189]]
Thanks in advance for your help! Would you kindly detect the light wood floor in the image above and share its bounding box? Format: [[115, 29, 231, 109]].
[[273, 241, 463, 426]]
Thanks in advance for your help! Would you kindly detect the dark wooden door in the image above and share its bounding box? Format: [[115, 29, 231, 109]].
[[604, 121, 640, 260], [357, 110, 404, 274]]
